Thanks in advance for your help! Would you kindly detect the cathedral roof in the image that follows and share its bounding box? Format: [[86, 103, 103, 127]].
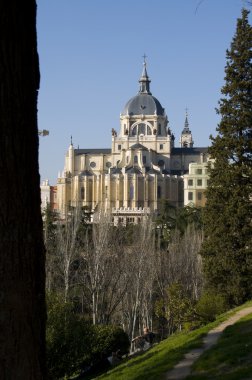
[[121, 59, 165, 117], [129, 143, 148, 150], [122, 94, 164, 116], [75, 148, 111, 155], [171, 147, 208, 155]]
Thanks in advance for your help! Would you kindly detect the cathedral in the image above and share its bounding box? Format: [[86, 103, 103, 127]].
[[56, 60, 209, 224]]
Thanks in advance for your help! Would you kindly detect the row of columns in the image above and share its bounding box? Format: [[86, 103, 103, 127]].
[[58, 172, 182, 216]]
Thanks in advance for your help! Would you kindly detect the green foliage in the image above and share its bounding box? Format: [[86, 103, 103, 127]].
[[166, 283, 193, 328], [43, 203, 57, 246], [155, 283, 194, 334], [156, 200, 177, 229], [76, 206, 93, 244], [156, 202, 203, 249], [201, 9, 252, 306], [155, 287, 227, 333], [176, 206, 203, 234], [195, 292, 228, 323], [92, 325, 130, 359], [96, 303, 251, 380], [46, 293, 93, 379], [96, 327, 209, 380], [46, 293, 130, 379]]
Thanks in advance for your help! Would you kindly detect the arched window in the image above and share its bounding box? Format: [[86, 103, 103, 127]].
[[138, 123, 145, 135], [134, 155, 138, 164], [130, 123, 152, 136], [157, 185, 162, 199], [131, 126, 137, 136]]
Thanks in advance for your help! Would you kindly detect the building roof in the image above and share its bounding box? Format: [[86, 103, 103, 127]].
[[75, 148, 111, 155], [171, 147, 209, 155], [121, 60, 165, 117], [122, 94, 165, 116], [181, 115, 191, 135], [129, 143, 148, 150]]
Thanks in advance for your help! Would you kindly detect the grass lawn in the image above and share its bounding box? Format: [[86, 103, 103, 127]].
[[186, 312, 252, 380], [84, 301, 252, 380], [91, 310, 239, 380]]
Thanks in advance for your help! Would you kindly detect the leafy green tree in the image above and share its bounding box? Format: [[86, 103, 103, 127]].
[[155, 283, 194, 334], [91, 325, 130, 359], [201, 9, 252, 306], [195, 291, 228, 323], [46, 293, 130, 379], [176, 205, 203, 235], [46, 293, 93, 379]]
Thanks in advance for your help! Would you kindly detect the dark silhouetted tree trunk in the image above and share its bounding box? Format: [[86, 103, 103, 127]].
[[0, 2, 46, 379]]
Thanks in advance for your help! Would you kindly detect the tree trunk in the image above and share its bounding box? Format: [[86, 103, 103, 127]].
[[0, 2, 46, 379]]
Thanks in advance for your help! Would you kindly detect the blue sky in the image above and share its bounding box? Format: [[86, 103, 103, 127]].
[[37, 0, 251, 184]]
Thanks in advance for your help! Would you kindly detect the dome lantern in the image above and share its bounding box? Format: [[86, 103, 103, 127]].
[[121, 58, 165, 117]]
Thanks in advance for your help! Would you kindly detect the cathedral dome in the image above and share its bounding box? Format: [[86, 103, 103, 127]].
[[122, 94, 164, 116], [121, 59, 165, 117]]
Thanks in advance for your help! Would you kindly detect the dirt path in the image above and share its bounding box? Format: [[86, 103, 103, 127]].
[[165, 306, 252, 380]]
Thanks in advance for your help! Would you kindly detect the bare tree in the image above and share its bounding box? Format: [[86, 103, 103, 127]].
[[168, 226, 203, 300], [154, 225, 203, 336], [119, 218, 156, 350], [0, 2, 46, 379], [80, 211, 129, 324], [54, 207, 81, 301], [155, 225, 203, 302]]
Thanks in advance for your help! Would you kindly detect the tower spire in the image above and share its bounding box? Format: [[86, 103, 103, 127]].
[[139, 55, 151, 94], [183, 108, 190, 132], [180, 108, 194, 148]]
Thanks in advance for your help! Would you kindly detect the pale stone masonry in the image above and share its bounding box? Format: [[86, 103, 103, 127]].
[[56, 60, 209, 221], [183, 160, 213, 207]]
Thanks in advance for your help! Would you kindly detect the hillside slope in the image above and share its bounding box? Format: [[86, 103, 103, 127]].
[[93, 302, 252, 380]]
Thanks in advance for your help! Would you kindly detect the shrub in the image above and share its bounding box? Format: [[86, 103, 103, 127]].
[[46, 293, 93, 379], [46, 293, 130, 379], [195, 291, 228, 323], [92, 324, 130, 359]]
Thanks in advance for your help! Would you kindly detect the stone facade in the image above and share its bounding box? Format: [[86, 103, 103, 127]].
[[183, 160, 213, 207], [40, 180, 58, 212], [56, 61, 209, 220]]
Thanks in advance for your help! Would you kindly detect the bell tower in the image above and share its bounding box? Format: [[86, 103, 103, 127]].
[[179, 109, 194, 148]]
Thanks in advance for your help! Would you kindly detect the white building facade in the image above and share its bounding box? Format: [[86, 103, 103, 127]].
[[57, 61, 209, 220]]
